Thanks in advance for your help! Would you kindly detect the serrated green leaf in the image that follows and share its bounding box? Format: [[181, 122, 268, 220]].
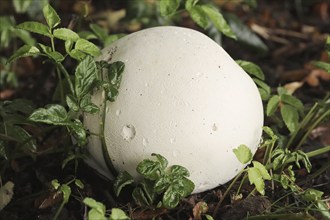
[[252, 161, 271, 180], [233, 144, 253, 164], [16, 21, 51, 37], [37, 43, 64, 62], [75, 55, 98, 99], [69, 49, 86, 60], [159, 0, 180, 16], [247, 167, 265, 195], [280, 94, 304, 115], [43, 4, 61, 29], [236, 60, 265, 80], [263, 126, 277, 140], [29, 104, 70, 125], [201, 5, 236, 39], [66, 94, 79, 112], [53, 28, 80, 41], [281, 104, 299, 133], [75, 38, 101, 57], [89, 24, 107, 42], [266, 95, 280, 116], [88, 209, 107, 220], [152, 153, 168, 170], [188, 6, 208, 29], [297, 150, 312, 173], [7, 45, 40, 63], [110, 208, 129, 220], [13, 0, 33, 13], [113, 171, 134, 197]]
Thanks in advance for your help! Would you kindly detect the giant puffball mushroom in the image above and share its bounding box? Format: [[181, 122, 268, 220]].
[[84, 26, 264, 193]]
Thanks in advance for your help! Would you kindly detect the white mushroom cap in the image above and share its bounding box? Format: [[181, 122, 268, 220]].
[[84, 26, 264, 193]]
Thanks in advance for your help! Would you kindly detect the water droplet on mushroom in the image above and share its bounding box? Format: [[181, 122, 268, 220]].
[[170, 137, 176, 144], [142, 138, 149, 147], [116, 109, 121, 116], [121, 125, 136, 142], [212, 123, 218, 131]]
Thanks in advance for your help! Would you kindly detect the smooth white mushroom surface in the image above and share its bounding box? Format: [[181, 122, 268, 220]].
[[84, 26, 264, 193]]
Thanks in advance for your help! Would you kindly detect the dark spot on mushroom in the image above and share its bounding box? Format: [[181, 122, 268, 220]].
[[218, 65, 221, 68]]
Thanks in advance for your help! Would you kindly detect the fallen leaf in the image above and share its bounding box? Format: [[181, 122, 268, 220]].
[[192, 201, 209, 220], [0, 181, 14, 210], [283, 81, 304, 94]]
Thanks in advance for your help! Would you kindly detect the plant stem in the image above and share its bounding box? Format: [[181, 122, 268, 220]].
[[266, 146, 330, 170], [212, 170, 245, 218], [55, 62, 75, 95], [53, 201, 65, 220]]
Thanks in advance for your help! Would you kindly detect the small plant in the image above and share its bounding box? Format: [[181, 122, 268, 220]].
[[83, 197, 129, 220], [114, 153, 195, 209]]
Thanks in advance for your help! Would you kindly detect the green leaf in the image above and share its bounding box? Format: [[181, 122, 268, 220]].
[[312, 61, 330, 73], [188, 6, 208, 29], [16, 21, 51, 37], [162, 186, 180, 208], [80, 96, 99, 114], [152, 153, 168, 170], [137, 159, 161, 180], [226, 13, 268, 53], [247, 167, 266, 195], [75, 38, 101, 57], [75, 55, 98, 99], [252, 161, 271, 180], [8, 125, 37, 153], [74, 179, 84, 189], [69, 49, 86, 60], [233, 144, 253, 164], [201, 5, 236, 39], [266, 95, 280, 116], [106, 87, 119, 102], [43, 4, 61, 29], [51, 179, 60, 190], [29, 104, 70, 125], [78, 31, 98, 40], [110, 208, 129, 220], [13, 0, 33, 13], [66, 94, 79, 112], [159, 0, 180, 16], [113, 171, 134, 197], [185, 0, 198, 10], [60, 184, 71, 203], [179, 177, 195, 196], [297, 150, 312, 173], [53, 28, 80, 41], [132, 187, 151, 207], [89, 24, 108, 42], [236, 60, 265, 80], [280, 94, 304, 115], [13, 29, 36, 45], [170, 165, 190, 177], [38, 43, 64, 62], [83, 197, 106, 219], [104, 34, 126, 46], [69, 119, 87, 146], [262, 126, 278, 140], [108, 61, 125, 84], [253, 78, 271, 100], [154, 176, 170, 193], [280, 104, 299, 133], [7, 45, 40, 63]]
